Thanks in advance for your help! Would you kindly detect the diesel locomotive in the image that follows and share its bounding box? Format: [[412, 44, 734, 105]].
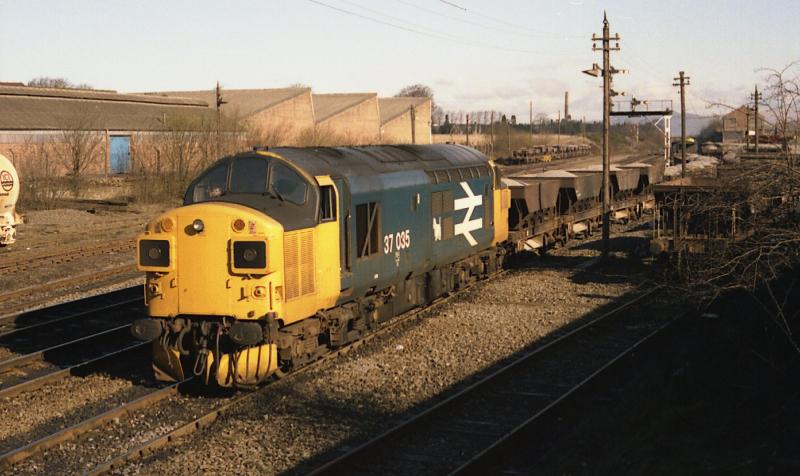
[[132, 145, 510, 387]]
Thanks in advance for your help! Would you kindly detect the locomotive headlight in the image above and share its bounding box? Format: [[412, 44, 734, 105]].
[[230, 240, 267, 272], [192, 219, 205, 232], [139, 239, 170, 268], [242, 247, 258, 262], [147, 247, 162, 260]]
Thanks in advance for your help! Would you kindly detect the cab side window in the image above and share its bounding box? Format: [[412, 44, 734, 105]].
[[356, 202, 380, 258], [270, 163, 307, 205], [320, 185, 336, 222]]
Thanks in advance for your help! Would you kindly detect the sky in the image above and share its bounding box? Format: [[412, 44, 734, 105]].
[[1, 0, 798, 122]]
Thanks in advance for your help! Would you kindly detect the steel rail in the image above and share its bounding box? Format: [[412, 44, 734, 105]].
[[84, 271, 509, 476], [0, 322, 133, 373], [0, 341, 148, 399], [304, 285, 662, 475], [0, 379, 189, 469], [0, 293, 141, 338], [450, 317, 678, 475], [0, 264, 138, 315], [0, 238, 135, 273]]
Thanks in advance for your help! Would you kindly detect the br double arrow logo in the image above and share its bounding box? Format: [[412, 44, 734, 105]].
[[454, 182, 482, 246]]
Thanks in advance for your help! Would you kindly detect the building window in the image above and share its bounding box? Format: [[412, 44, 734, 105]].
[[356, 202, 380, 258], [320, 185, 336, 222]]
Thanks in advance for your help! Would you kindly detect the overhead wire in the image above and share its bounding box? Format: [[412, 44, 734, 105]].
[[308, 0, 588, 54], [306, 0, 574, 55], [395, 0, 579, 40], [618, 49, 721, 115], [437, 0, 584, 39]]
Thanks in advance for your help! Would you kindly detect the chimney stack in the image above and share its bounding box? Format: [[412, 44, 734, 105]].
[[564, 91, 571, 120]]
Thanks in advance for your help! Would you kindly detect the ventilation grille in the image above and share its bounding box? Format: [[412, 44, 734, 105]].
[[284, 230, 315, 300]]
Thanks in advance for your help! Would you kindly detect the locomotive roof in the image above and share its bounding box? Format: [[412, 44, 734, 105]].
[[270, 144, 490, 178]]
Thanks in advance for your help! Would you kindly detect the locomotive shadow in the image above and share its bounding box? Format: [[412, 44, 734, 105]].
[[0, 286, 159, 387], [508, 241, 652, 286], [279, 261, 655, 475]]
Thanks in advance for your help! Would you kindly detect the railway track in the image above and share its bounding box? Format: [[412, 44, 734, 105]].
[[12, 221, 144, 251], [0, 189, 664, 473], [304, 285, 685, 476], [0, 271, 509, 475], [0, 237, 135, 274], [0, 289, 145, 399], [0, 264, 139, 316]]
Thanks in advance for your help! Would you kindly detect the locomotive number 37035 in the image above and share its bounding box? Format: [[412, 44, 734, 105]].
[[384, 229, 411, 254]]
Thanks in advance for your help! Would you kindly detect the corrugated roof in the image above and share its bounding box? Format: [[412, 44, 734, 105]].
[[312, 93, 376, 123], [0, 86, 212, 131], [0, 85, 206, 106], [144, 88, 309, 118], [378, 97, 429, 124]]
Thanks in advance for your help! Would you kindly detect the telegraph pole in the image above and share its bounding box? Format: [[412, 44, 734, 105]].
[[465, 113, 470, 146], [673, 71, 690, 178], [410, 105, 417, 144], [557, 109, 562, 148], [490, 111, 495, 154], [745, 107, 751, 149], [529, 101, 533, 146], [506, 117, 511, 156], [588, 12, 620, 259], [752, 85, 761, 153], [215, 81, 226, 158]]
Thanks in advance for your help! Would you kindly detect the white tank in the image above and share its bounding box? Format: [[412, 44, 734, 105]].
[[0, 153, 22, 245]]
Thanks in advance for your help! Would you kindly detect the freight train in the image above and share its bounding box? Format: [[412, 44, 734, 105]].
[[497, 144, 593, 165], [0, 153, 22, 246], [132, 145, 662, 387]]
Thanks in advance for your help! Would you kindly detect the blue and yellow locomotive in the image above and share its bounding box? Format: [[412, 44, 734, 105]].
[[133, 145, 510, 387]]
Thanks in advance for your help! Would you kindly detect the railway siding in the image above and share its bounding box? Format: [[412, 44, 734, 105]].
[[307, 287, 685, 475]]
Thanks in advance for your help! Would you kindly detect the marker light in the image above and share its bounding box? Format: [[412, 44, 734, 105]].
[[192, 219, 205, 232], [160, 217, 174, 233]]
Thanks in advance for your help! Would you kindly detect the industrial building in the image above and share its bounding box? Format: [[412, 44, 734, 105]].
[[379, 97, 432, 144], [312, 93, 381, 144], [0, 84, 211, 175], [722, 105, 766, 145], [0, 84, 434, 178], [146, 87, 315, 143]]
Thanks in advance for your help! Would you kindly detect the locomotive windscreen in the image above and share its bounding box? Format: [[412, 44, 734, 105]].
[[184, 154, 319, 231]]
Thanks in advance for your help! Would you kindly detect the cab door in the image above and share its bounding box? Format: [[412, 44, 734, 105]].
[[333, 177, 352, 292]]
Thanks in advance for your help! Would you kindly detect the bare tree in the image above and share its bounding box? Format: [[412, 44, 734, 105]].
[[396, 83, 442, 126], [675, 159, 800, 352], [27, 77, 93, 89], [758, 62, 800, 157], [58, 112, 103, 196]]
